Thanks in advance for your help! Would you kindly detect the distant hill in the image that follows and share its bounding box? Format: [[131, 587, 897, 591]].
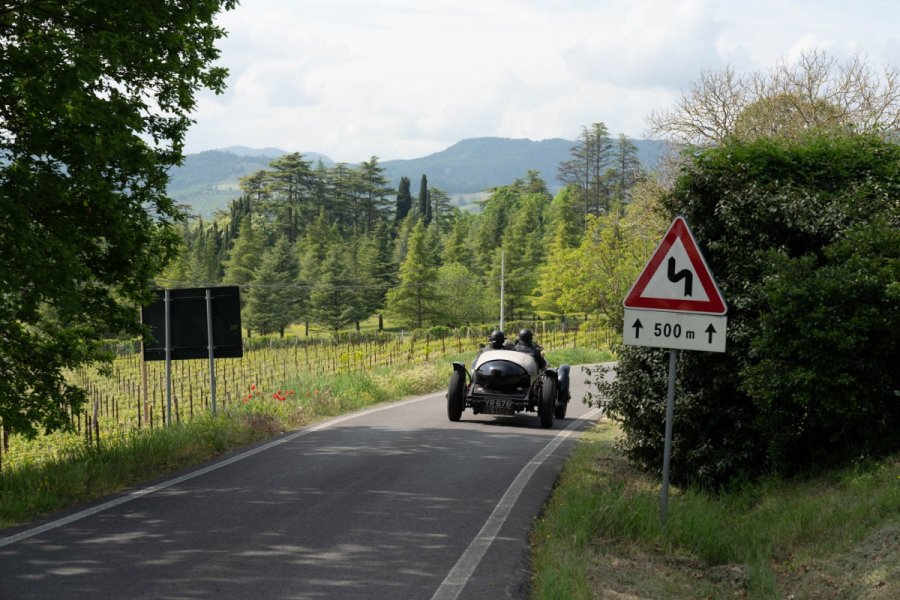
[[167, 151, 276, 217], [168, 137, 666, 217], [380, 137, 573, 196], [217, 145, 295, 158], [167, 149, 335, 217]]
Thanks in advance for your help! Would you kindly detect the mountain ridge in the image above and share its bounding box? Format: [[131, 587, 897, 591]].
[[169, 136, 665, 217]]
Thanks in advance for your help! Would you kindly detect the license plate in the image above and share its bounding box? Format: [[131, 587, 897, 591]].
[[484, 399, 514, 409]]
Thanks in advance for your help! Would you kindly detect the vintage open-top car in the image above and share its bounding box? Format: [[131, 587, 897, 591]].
[[446, 349, 571, 428]]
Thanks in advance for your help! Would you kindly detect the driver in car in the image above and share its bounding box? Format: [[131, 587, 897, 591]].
[[472, 329, 511, 367], [513, 328, 546, 370], [486, 329, 510, 350]]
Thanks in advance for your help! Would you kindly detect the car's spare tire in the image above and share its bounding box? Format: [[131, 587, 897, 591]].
[[473, 359, 530, 392]]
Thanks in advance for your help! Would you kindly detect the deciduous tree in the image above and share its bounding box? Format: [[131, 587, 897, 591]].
[[647, 50, 900, 145], [435, 262, 493, 326], [0, 0, 236, 436]]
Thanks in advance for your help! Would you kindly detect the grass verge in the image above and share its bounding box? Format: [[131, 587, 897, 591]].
[[0, 354, 469, 528], [530, 419, 899, 599], [0, 348, 609, 527], [0, 346, 610, 529]]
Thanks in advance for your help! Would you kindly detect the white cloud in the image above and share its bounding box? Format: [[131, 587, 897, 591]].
[[183, 0, 900, 162], [562, 0, 726, 87]]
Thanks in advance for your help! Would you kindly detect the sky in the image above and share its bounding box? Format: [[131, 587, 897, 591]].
[[183, 0, 900, 163]]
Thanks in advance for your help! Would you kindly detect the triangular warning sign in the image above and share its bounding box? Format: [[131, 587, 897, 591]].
[[623, 217, 727, 314]]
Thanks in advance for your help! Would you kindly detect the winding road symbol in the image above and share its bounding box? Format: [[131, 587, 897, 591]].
[[666, 256, 693, 297], [623, 216, 726, 315]]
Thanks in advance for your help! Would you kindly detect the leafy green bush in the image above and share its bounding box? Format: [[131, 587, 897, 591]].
[[745, 219, 900, 471], [429, 325, 451, 339], [599, 133, 900, 487]]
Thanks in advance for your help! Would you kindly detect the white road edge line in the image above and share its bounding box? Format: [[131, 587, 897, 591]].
[[430, 407, 603, 600], [0, 392, 444, 548]]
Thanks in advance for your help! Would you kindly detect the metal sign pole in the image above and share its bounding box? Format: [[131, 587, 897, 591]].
[[139, 308, 148, 426], [206, 288, 217, 415], [165, 289, 172, 426], [660, 348, 678, 525], [141, 345, 149, 425], [499, 251, 505, 331]]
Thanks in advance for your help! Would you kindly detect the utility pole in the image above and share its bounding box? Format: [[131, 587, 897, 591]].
[[499, 251, 505, 331]]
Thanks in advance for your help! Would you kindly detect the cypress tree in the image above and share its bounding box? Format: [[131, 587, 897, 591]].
[[396, 176, 413, 224], [417, 174, 429, 221]]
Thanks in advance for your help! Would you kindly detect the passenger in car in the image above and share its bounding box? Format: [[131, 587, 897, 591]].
[[513, 328, 546, 370]]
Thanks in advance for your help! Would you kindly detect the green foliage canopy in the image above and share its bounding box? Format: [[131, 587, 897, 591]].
[[601, 132, 900, 487], [745, 219, 900, 470], [386, 221, 440, 328], [245, 236, 300, 336], [0, 0, 236, 436], [307, 245, 371, 331], [165, 119, 651, 335], [558, 122, 613, 220]]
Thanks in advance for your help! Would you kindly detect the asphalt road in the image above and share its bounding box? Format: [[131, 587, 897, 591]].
[[0, 367, 603, 600]]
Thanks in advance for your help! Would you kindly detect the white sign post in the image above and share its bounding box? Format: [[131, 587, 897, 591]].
[[622, 216, 728, 525]]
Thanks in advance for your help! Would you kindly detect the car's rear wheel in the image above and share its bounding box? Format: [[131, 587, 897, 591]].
[[447, 370, 465, 422], [539, 376, 557, 428]]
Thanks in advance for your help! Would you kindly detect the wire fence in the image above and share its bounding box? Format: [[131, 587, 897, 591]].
[[0, 322, 592, 470]]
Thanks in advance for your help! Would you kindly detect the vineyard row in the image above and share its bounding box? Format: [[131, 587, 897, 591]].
[[0, 326, 585, 468]]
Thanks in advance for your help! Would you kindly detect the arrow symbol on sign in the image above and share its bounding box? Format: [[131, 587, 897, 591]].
[[632, 318, 644, 339], [705, 323, 717, 343], [667, 256, 693, 297]]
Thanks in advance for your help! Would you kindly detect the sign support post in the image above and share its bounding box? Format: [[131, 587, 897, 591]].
[[622, 216, 728, 526], [205, 288, 217, 415], [660, 349, 678, 525], [164, 288, 173, 426]]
